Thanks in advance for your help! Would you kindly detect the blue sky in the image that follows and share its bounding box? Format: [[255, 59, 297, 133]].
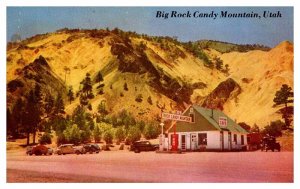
[[7, 7, 293, 47]]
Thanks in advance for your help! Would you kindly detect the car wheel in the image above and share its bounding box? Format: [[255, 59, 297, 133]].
[[134, 149, 140, 153], [35, 150, 42, 156], [96, 151, 99, 154], [76, 151, 80, 155], [29, 153, 33, 156], [49, 153, 53, 155], [57, 151, 62, 155]]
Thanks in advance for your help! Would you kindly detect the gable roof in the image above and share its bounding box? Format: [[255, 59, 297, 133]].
[[167, 105, 248, 134]]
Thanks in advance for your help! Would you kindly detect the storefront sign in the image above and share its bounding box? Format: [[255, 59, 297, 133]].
[[162, 112, 192, 122], [219, 117, 227, 127]]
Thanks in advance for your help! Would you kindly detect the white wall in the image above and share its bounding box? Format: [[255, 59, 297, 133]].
[[206, 131, 221, 150], [169, 131, 247, 151]]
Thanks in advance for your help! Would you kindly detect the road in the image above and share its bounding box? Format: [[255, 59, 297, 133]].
[[7, 150, 293, 183]]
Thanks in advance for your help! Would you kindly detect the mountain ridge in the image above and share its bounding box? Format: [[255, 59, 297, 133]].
[[6, 28, 293, 127]]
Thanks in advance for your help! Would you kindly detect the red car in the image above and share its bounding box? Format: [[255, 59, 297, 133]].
[[26, 144, 52, 156]]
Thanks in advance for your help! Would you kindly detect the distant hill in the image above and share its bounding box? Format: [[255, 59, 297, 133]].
[[196, 40, 271, 53]]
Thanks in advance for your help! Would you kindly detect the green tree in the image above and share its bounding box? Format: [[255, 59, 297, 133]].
[[21, 84, 44, 145], [8, 98, 25, 138], [39, 132, 52, 144], [44, 93, 54, 118], [95, 71, 104, 84], [72, 105, 86, 129], [124, 82, 128, 91], [103, 129, 113, 144], [224, 64, 230, 73], [67, 86, 75, 105], [127, 127, 141, 144], [214, 57, 223, 70], [63, 124, 81, 145], [53, 93, 65, 115], [93, 125, 103, 143], [115, 127, 126, 143], [81, 73, 93, 97], [147, 96, 153, 105], [273, 84, 294, 128], [143, 123, 160, 139], [80, 125, 92, 143], [262, 120, 284, 137], [98, 100, 108, 116]]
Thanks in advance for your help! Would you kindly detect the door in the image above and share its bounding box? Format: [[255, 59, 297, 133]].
[[220, 131, 224, 151], [191, 133, 197, 151], [181, 135, 186, 151], [228, 132, 232, 150]]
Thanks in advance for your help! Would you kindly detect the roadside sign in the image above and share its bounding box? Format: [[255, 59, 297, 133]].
[[219, 117, 227, 127], [162, 112, 192, 123]]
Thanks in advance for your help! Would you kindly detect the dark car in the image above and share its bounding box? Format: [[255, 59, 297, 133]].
[[83, 144, 101, 154], [130, 141, 159, 153], [261, 136, 281, 152]]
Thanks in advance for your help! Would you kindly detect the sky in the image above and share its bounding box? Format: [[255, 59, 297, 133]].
[[7, 7, 293, 47]]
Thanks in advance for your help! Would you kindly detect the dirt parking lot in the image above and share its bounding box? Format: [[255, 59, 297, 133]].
[[7, 150, 293, 183]]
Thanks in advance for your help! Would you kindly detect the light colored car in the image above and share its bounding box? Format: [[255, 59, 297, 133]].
[[56, 144, 85, 155]]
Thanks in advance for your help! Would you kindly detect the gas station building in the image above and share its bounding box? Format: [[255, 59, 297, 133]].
[[166, 105, 248, 151]]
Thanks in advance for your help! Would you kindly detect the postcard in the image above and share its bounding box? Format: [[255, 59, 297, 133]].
[[6, 6, 293, 183]]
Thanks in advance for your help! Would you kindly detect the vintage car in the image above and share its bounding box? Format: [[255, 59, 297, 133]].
[[130, 140, 159, 153], [55, 144, 86, 155], [261, 136, 281, 152], [26, 144, 53, 156], [83, 144, 101, 154]]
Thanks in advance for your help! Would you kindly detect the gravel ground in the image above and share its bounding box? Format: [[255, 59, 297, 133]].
[[6, 150, 293, 183]]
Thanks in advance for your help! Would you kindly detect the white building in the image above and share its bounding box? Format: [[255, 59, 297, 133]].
[[167, 105, 248, 151]]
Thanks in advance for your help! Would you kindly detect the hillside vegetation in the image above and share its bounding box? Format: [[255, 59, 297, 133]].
[[6, 28, 293, 145]]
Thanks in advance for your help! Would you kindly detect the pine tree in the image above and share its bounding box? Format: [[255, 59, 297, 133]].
[[67, 86, 75, 104], [54, 93, 65, 115], [273, 84, 294, 128], [95, 71, 104, 84], [44, 93, 55, 117], [214, 57, 223, 70], [81, 73, 93, 97]]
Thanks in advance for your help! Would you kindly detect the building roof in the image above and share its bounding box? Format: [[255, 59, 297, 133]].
[[167, 105, 248, 134]]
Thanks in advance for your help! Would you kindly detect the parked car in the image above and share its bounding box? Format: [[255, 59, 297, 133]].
[[261, 136, 281, 152], [83, 144, 101, 154], [130, 141, 159, 153], [26, 144, 52, 156], [56, 144, 86, 155]]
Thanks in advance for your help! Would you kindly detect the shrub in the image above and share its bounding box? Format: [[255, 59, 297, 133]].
[[127, 127, 141, 144], [143, 123, 160, 139], [147, 96, 153, 105], [135, 94, 143, 103], [93, 125, 102, 143], [115, 127, 126, 143], [124, 82, 128, 91], [63, 124, 81, 145], [103, 130, 113, 144]]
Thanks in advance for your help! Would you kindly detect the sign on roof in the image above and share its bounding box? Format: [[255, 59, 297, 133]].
[[162, 112, 192, 123], [219, 117, 227, 127]]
